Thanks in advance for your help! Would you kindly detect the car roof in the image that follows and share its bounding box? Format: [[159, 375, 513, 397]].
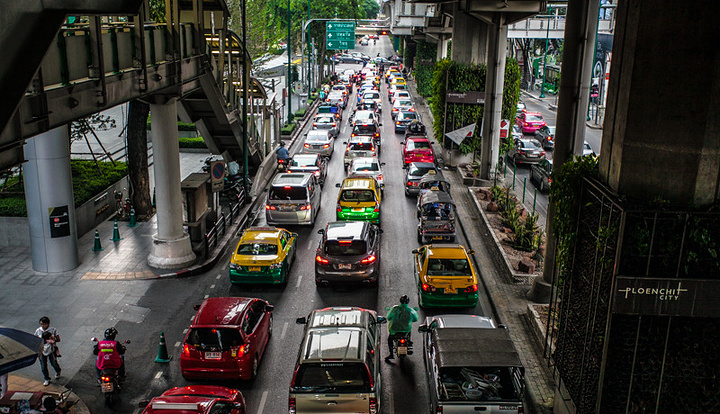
[[307, 129, 330, 137], [424, 314, 496, 329], [341, 176, 376, 190], [431, 327, 522, 368], [240, 227, 283, 243], [424, 244, 470, 259], [409, 162, 436, 169], [419, 190, 454, 205], [193, 297, 253, 327], [293, 153, 319, 161], [351, 157, 379, 166], [271, 173, 312, 185], [307, 307, 374, 329], [348, 135, 373, 143], [144, 386, 241, 414], [325, 221, 368, 240]]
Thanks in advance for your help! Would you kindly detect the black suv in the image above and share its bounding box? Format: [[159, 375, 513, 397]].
[[351, 121, 382, 153], [314, 221, 382, 288]]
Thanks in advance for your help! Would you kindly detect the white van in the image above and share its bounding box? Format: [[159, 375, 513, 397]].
[[265, 173, 321, 226]]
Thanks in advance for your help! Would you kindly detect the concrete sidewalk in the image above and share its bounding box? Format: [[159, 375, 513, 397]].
[[1, 373, 89, 414]]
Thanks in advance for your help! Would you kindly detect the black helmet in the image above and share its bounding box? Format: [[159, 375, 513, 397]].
[[279, 141, 286, 147], [104, 327, 118, 340], [400, 295, 410, 305]]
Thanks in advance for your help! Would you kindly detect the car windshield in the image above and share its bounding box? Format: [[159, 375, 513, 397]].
[[396, 100, 413, 107], [236, 243, 278, 255], [314, 117, 334, 124], [526, 114, 544, 122], [268, 186, 307, 201], [306, 134, 329, 143], [324, 240, 369, 256], [399, 113, 418, 121], [340, 189, 376, 203], [408, 140, 431, 150], [349, 142, 373, 151], [185, 328, 244, 351], [291, 156, 317, 167], [293, 363, 371, 392], [521, 140, 542, 150], [363, 93, 380, 99], [427, 258, 472, 276], [353, 124, 378, 134], [409, 165, 436, 177]]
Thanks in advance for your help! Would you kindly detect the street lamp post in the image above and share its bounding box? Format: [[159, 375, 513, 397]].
[[539, 5, 551, 99], [307, 0, 311, 99], [287, 0, 292, 122]]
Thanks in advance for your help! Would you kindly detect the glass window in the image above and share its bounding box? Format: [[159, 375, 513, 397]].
[[340, 189, 376, 203], [185, 328, 244, 350], [269, 186, 307, 201], [526, 114, 544, 122], [408, 140, 431, 150], [427, 259, 471, 276], [237, 243, 278, 255], [324, 240, 369, 256], [409, 165, 436, 177], [293, 363, 371, 392]]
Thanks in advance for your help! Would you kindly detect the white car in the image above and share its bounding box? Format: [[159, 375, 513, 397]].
[[391, 90, 411, 104], [352, 110, 378, 126], [348, 157, 385, 188], [392, 99, 414, 119], [583, 141, 596, 157]]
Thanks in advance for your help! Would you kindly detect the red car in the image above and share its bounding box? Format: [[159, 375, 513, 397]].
[[402, 136, 435, 167], [141, 385, 246, 414], [180, 297, 273, 380], [516, 111, 547, 134]]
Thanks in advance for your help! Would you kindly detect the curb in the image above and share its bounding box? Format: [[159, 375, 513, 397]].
[[524, 303, 551, 353]]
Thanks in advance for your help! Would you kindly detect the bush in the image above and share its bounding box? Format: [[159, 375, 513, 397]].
[[0, 160, 128, 217], [281, 122, 297, 135], [179, 137, 207, 148], [178, 122, 197, 131], [294, 108, 307, 118]]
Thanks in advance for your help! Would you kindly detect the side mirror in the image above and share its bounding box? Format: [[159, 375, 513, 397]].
[[377, 316, 387, 324], [418, 324, 430, 333], [411, 249, 419, 254], [124, 339, 132, 344], [265, 304, 275, 312], [193, 304, 201, 311], [304, 133, 307, 137], [400, 141, 405, 145], [468, 249, 475, 255], [343, 141, 348, 145], [380, 162, 386, 166], [317, 229, 325, 235], [292, 232, 299, 237], [378, 228, 384, 233], [138, 401, 150, 408], [335, 183, 341, 188], [296, 317, 307, 325], [379, 123, 383, 126]]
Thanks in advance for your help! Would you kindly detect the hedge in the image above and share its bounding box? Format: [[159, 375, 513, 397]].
[[146, 114, 197, 131], [281, 122, 297, 135], [0, 160, 128, 217], [179, 137, 208, 148], [294, 108, 307, 118]]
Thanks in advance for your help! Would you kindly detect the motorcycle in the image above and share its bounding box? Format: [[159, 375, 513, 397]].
[[277, 158, 289, 172], [392, 332, 413, 359], [91, 338, 130, 407]]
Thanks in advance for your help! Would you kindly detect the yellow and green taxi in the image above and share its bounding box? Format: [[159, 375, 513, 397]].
[[335, 176, 382, 225], [229, 227, 297, 285], [390, 76, 407, 88], [412, 244, 479, 308]]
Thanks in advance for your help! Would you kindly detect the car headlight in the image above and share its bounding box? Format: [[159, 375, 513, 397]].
[[269, 262, 283, 270]]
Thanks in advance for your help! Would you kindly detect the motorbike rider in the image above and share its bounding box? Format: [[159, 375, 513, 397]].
[[385, 295, 419, 362], [94, 327, 126, 382], [276, 141, 289, 162]]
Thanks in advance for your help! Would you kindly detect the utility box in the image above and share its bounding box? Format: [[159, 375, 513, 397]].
[[181, 173, 212, 255]]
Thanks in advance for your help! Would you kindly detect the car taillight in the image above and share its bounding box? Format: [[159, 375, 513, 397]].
[[519, 150, 526, 155], [265, 204, 276, 210], [375, 133, 379, 137], [369, 397, 378, 414], [232, 343, 250, 358], [376, 174, 383, 181], [524, 122, 530, 126], [101, 375, 111, 382], [351, 133, 356, 137], [464, 284, 478, 293], [183, 343, 191, 357], [422, 283, 437, 292], [332, 123, 337, 127], [324, 144, 330, 148], [396, 121, 401, 125], [288, 397, 296, 414], [548, 136, 553, 141], [373, 203, 380, 213], [436, 406, 443, 414], [300, 204, 312, 210], [336, 204, 343, 212], [541, 151, 546, 157], [304, 143, 310, 148], [312, 123, 317, 127], [315, 255, 329, 264], [361, 255, 377, 264], [548, 178, 552, 184]]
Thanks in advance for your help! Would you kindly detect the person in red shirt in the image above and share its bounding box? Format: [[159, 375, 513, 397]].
[[93, 327, 126, 382]]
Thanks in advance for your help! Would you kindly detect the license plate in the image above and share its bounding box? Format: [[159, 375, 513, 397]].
[[338, 263, 352, 270], [280, 205, 294, 211], [398, 346, 408, 355], [444, 286, 457, 294], [353, 207, 364, 212], [248, 266, 261, 272], [101, 382, 114, 393], [432, 236, 443, 240], [205, 351, 221, 359]]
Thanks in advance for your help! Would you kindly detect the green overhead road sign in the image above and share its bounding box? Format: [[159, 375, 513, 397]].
[[326, 21, 355, 50]]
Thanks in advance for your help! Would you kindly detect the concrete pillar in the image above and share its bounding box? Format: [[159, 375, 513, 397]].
[[436, 36, 448, 60], [479, 14, 507, 180], [450, 11, 488, 65], [529, 0, 600, 304], [598, 0, 720, 207], [23, 126, 79, 272], [147, 98, 196, 269]]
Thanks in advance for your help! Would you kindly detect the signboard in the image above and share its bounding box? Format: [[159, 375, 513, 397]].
[[326, 21, 355, 50], [49, 205, 70, 238], [500, 119, 509, 138], [445, 91, 485, 104], [210, 160, 225, 193], [613, 277, 720, 317], [445, 123, 476, 146]]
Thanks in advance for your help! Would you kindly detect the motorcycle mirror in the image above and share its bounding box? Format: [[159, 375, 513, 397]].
[[296, 317, 307, 325], [124, 340, 131, 344], [91, 337, 98, 342]]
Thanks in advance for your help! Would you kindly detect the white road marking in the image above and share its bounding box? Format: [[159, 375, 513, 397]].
[[295, 275, 303, 288], [190, 315, 194, 321], [183, 328, 188, 334], [174, 341, 181, 348], [204, 294, 209, 299], [216, 274, 221, 279], [280, 322, 289, 340], [256, 390, 269, 414], [154, 371, 162, 380], [210, 284, 216, 289]]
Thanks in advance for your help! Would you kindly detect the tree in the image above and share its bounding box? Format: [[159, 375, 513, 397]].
[[126, 101, 152, 219]]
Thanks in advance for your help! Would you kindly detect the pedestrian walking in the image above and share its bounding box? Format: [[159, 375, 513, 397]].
[[34, 316, 61, 386]]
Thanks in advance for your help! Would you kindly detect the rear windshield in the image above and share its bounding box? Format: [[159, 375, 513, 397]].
[[353, 125, 378, 134], [427, 258, 471, 276], [349, 142, 374, 151], [407, 140, 431, 150], [521, 140, 542, 150], [363, 92, 380, 99], [237, 243, 278, 255], [399, 113, 418, 121], [314, 117, 334, 124], [185, 328, 244, 351], [269, 186, 307, 201], [306, 134, 329, 143], [324, 240, 368, 256], [526, 114, 544, 122], [408, 165, 436, 177], [340, 189, 376, 203], [353, 162, 379, 172], [291, 157, 316, 167], [293, 363, 371, 392]]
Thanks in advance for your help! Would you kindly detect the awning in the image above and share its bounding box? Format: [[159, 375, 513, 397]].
[[445, 123, 476, 145]]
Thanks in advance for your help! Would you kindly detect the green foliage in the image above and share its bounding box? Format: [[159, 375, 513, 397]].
[[0, 160, 128, 217], [281, 122, 297, 135], [490, 185, 505, 203], [148, 0, 166, 23], [178, 122, 197, 131], [503, 57, 522, 121], [501, 207, 522, 232], [179, 137, 207, 148], [414, 40, 436, 97], [550, 155, 600, 284], [511, 213, 543, 252], [294, 108, 307, 118]]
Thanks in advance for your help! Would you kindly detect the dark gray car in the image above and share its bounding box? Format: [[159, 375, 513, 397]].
[[507, 138, 546, 166], [314, 221, 382, 287], [404, 162, 440, 196]]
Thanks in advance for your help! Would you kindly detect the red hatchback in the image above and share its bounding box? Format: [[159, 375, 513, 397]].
[[402, 137, 435, 167], [141, 385, 246, 414], [516, 111, 547, 134], [180, 297, 273, 381]]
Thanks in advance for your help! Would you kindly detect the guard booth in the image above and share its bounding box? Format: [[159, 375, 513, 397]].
[[181, 173, 213, 258]]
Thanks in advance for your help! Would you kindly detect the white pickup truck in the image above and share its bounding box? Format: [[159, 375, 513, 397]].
[[418, 315, 526, 414]]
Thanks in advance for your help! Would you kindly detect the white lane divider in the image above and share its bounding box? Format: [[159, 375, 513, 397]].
[[204, 294, 209, 299], [210, 284, 216, 289], [174, 341, 181, 348], [295, 275, 303, 288], [256, 390, 269, 414], [216, 274, 221, 279], [154, 371, 162, 380], [280, 322, 289, 340], [182, 328, 188, 334]]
